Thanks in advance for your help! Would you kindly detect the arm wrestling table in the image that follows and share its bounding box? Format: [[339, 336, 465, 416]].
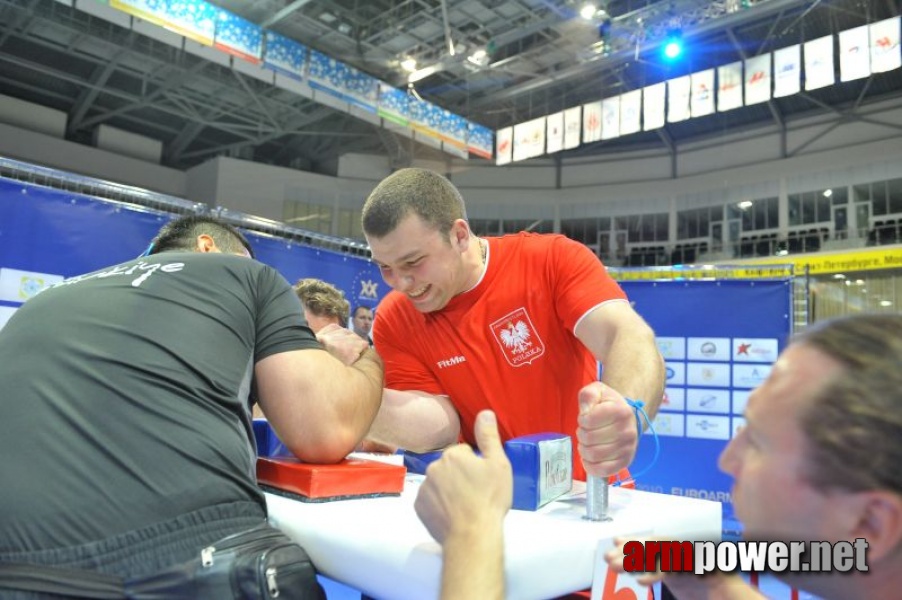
[[265, 473, 721, 600]]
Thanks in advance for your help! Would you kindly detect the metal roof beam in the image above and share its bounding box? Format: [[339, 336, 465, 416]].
[[260, 0, 315, 29]]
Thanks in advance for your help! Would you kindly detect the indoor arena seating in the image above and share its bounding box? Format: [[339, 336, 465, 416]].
[[669, 241, 709, 265], [786, 227, 830, 253], [869, 218, 902, 246], [625, 245, 669, 266], [615, 223, 902, 267]]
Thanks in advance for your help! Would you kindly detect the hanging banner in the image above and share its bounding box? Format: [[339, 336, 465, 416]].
[[804, 35, 835, 90], [377, 82, 410, 126], [109, 0, 168, 27], [870, 16, 901, 73], [307, 50, 347, 103], [667, 75, 691, 123], [439, 109, 468, 153], [582, 101, 602, 143], [643, 82, 666, 130], [601, 96, 620, 140], [840, 25, 871, 82], [110, 0, 218, 45], [744, 53, 771, 105], [411, 98, 445, 143], [468, 123, 494, 159], [717, 61, 743, 111], [563, 106, 582, 149], [619, 89, 642, 136], [773, 44, 801, 98], [263, 31, 307, 81], [546, 111, 564, 154], [690, 69, 715, 118], [495, 127, 513, 165], [512, 116, 546, 162], [343, 67, 379, 113], [214, 11, 263, 63]]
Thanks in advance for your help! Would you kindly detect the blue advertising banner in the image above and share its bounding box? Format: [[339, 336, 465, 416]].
[[377, 82, 410, 126], [0, 179, 171, 278], [246, 232, 385, 313], [621, 279, 792, 526], [213, 9, 263, 62], [263, 31, 307, 80], [0, 179, 385, 325], [468, 122, 494, 159]]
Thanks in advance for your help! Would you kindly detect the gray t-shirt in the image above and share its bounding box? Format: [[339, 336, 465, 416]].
[[0, 252, 319, 552]]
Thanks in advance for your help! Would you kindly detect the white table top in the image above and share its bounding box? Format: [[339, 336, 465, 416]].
[[266, 469, 721, 600]]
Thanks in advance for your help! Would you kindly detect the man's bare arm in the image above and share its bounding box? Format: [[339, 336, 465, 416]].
[[573, 300, 665, 477], [255, 347, 384, 463], [365, 389, 461, 452], [575, 300, 665, 418]]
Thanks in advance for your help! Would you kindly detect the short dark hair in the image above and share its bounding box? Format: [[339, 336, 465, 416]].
[[149, 215, 254, 258], [353, 305, 373, 318], [362, 168, 467, 239], [794, 314, 902, 496]]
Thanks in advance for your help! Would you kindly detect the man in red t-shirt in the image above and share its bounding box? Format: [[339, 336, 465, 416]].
[[361, 168, 664, 481]]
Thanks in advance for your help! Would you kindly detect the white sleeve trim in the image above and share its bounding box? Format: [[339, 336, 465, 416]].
[[573, 298, 630, 333]]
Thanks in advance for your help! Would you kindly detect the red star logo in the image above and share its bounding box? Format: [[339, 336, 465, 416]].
[[737, 343, 751, 355]]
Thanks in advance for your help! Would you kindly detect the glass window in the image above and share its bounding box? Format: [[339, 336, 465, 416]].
[[765, 197, 778, 228], [816, 194, 831, 222], [654, 213, 669, 241], [741, 205, 753, 230], [830, 187, 849, 206], [561, 217, 611, 245], [889, 177, 902, 214], [737, 197, 778, 231], [470, 219, 500, 236], [802, 193, 815, 223], [677, 210, 692, 239], [789, 195, 800, 226], [676, 207, 716, 240], [873, 184, 888, 216]]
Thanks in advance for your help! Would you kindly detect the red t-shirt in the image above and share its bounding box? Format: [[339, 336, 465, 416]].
[[374, 233, 628, 481]]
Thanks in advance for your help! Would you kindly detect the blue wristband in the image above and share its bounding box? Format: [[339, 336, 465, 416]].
[[614, 398, 660, 485]]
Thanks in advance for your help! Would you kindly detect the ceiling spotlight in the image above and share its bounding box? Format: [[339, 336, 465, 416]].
[[823, 189, 833, 197], [738, 201, 753, 209], [400, 58, 417, 72], [467, 49, 488, 66], [408, 64, 439, 83], [580, 3, 598, 20], [662, 20, 683, 61]]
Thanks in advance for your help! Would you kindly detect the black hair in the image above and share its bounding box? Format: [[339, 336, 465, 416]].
[[147, 215, 254, 259]]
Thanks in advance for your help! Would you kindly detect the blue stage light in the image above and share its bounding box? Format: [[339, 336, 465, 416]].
[[662, 27, 683, 60]]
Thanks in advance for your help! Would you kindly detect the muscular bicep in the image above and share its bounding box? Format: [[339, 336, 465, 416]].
[[574, 299, 665, 415], [254, 348, 381, 463], [573, 299, 642, 359], [368, 388, 461, 452]]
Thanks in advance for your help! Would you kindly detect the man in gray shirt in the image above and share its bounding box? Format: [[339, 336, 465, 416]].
[[0, 215, 383, 597]]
